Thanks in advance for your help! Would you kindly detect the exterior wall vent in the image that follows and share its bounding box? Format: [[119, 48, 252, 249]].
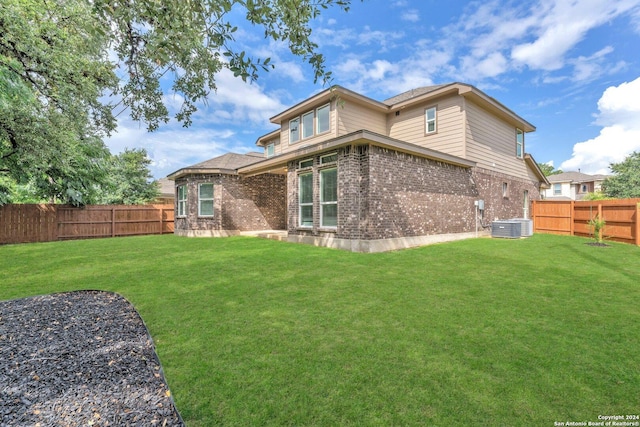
[[491, 221, 522, 239]]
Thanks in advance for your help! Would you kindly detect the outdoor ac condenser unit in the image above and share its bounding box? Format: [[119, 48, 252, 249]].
[[509, 218, 533, 237], [491, 221, 522, 239]]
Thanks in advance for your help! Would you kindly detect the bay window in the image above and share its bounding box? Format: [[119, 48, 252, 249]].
[[177, 185, 186, 217], [198, 183, 214, 217]]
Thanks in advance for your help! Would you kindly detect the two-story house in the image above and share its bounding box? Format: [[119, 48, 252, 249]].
[[168, 82, 549, 252], [542, 171, 609, 200]]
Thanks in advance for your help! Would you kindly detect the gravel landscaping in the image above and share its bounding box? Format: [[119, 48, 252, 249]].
[[0, 290, 184, 426]]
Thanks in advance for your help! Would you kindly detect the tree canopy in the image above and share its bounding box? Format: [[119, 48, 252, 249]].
[[537, 162, 563, 177], [1, 0, 355, 204], [602, 151, 640, 198]]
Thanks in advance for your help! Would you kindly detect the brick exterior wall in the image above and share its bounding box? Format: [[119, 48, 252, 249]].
[[287, 144, 541, 241], [472, 167, 541, 223], [174, 173, 286, 234]]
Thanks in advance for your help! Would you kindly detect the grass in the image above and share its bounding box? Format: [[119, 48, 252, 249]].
[[1, 234, 638, 426]]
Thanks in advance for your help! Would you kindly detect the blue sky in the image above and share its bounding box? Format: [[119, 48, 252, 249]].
[[105, 0, 640, 179]]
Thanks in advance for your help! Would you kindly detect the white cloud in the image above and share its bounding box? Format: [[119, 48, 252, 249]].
[[560, 77, 640, 174], [401, 9, 420, 22]]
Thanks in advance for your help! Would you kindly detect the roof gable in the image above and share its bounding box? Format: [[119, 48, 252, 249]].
[[167, 152, 264, 180]]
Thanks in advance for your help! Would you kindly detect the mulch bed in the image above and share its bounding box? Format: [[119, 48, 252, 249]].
[[0, 290, 184, 426]]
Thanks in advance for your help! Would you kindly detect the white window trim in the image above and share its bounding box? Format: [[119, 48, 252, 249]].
[[425, 106, 437, 134], [198, 183, 214, 217], [299, 158, 313, 169], [177, 185, 187, 217], [320, 152, 337, 164], [320, 167, 338, 228], [316, 103, 330, 134], [299, 173, 313, 228]]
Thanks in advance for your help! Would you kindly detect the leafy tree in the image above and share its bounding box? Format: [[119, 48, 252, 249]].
[[581, 191, 611, 201], [98, 149, 159, 205], [602, 151, 640, 198], [537, 162, 563, 177], [1, 0, 355, 204]]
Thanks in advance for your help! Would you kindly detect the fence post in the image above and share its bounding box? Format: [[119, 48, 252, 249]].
[[636, 202, 640, 246], [159, 206, 163, 235], [570, 201, 575, 236], [111, 206, 116, 237]]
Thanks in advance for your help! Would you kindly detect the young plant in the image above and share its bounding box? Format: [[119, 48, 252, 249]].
[[588, 214, 606, 244]]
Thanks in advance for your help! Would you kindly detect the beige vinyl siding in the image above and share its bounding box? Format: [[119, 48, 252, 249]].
[[465, 100, 531, 180], [337, 100, 386, 136], [278, 102, 338, 155], [263, 137, 281, 157], [387, 95, 465, 157]]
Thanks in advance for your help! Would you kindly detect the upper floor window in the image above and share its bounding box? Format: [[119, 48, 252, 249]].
[[177, 185, 187, 217], [289, 103, 331, 144], [290, 117, 300, 143], [553, 183, 562, 195], [317, 104, 330, 134], [302, 111, 314, 139], [425, 107, 437, 134], [198, 183, 214, 217], [266, 142, 275, 157], [516, 128, 524, 158]]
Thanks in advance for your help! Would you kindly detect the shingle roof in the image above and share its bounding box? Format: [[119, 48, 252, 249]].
[[547, 171, 609, 183], [382, 84, 451, 106], [156, 178, 175, 196], [187, 152, 264, 170]]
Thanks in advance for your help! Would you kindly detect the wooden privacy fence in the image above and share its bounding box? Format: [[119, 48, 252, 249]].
[[532, 199, 640, 246], [0, 204, 174, 245]]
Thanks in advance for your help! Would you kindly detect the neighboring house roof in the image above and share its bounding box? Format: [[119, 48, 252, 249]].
[[547, 171, 609, 183], [156, 178, 175, 197], [167, 152, 264, 180]]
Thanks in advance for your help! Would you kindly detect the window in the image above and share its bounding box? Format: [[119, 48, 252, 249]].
[[177, 185, 187, 217], [320, 153, 337, 164], [320, 168, 337, 227], [502, 182, 508, 198], [581, 184, 588, 193], [299, 158, 313, 168], [516, 128, 524, 158], [299, 173, 313, 227], [553, 183, 562, 195], [290, 117, 300, 143], [266, 143, 275, 157], [198, 183, 214, 217], [317, 104, 330, 134], [302, 111, 314, 139], [425, 107, 437, 134]]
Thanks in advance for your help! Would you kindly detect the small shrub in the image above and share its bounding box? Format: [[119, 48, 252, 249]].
[[587, 214, 606, 243]]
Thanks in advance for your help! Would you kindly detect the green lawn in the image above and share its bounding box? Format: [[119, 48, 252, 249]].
[[1, 234, 638, 426]]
